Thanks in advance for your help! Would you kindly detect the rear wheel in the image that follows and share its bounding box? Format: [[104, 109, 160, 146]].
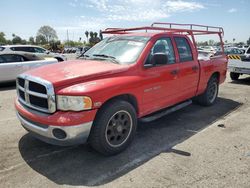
[[230, 72, 240, 80], [89, 100, 137, 155], [195, 76, 219, 106]]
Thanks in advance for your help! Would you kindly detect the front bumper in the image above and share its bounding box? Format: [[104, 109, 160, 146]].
[[228, 66, 250, 74], [15, 98, 97, 146], [17, 112, 93, 146]]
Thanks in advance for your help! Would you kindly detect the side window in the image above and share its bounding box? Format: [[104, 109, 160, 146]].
[[145, 38, 175, 65], [0, 56, 5, 63], [1, 54, 24, 63], [174, 37, 193, 62], [34, 47, 46, 53]]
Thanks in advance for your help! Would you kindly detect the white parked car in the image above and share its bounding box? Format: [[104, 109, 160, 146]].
[[0, 45, 66, 62], [0, 52, 58, 83], [200, 46, 216, 54], [227, 47, 250, 80]]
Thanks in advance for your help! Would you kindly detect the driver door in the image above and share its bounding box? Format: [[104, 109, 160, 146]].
[[141, 37, 180, 115]]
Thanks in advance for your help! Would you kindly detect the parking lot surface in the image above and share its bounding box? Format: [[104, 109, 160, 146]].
[[0, 75, 249, 188]]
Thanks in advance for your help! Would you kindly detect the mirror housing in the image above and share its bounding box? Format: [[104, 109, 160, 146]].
[[151, 53, 168, 65], [144, 53, 169, 68]]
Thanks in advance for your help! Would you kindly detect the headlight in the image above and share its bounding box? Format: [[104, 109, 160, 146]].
[[57, 95, 92, 111]]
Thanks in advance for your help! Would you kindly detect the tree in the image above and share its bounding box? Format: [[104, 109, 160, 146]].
[[247, 37, 250, 45], [29, 37, 35, 44], [37, 25, 58, 43], [208, 40, 215, 46], [21, 39, 27, 45], [89, 31, 94, 40], [99, 30, 103, 40], [85, 31, 89, 41], [233, 38, 236, 43], [12, 35, 22, 44], [0, 32, 6, 44], [36, 35, 47, 45], [225, 40, 228, 44]]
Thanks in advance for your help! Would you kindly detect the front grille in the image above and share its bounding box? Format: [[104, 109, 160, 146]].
[[16, 74, 56, 113], [29, 81, 47, 94]]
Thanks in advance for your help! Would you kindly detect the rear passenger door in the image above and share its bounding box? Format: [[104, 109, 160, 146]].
[[174, 37, 199, 101], [0, 54, 25, 82]]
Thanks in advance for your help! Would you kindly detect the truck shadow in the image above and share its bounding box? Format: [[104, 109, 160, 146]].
[[18, 97, 241, 186], [230, 76, 250, 85], [0, 82, 16, 91]]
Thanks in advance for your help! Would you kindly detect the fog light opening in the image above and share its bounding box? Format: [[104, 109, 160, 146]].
[[52, 128, 67, 139]]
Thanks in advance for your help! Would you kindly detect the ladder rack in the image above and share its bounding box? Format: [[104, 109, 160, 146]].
[[102, 22, 224, 36]]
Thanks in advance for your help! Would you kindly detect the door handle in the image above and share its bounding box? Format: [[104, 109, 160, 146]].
[[192, 66, 198, 71], [170, 69, 179, 75]]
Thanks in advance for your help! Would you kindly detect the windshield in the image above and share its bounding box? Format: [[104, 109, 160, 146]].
[[84, 36, 150, 65]]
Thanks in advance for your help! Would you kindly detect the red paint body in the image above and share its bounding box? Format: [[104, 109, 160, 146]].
[[15, 24, 227, 127]]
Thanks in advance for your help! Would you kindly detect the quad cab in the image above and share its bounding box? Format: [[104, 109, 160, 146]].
[[15, 23, 227, 155]]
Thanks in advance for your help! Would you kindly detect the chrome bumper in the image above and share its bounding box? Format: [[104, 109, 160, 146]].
[[17, 112, 93, 146], [228, 66, 250, 74]]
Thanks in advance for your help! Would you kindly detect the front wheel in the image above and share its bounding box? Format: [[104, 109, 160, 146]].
[[230, 72, 240, 80], [88, 100, 137, 156], [194, 76, 219, 106]]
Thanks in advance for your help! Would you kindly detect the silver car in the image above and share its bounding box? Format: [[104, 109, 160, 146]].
[[0, 52, 58, 83], [0, 45, 66, 62]]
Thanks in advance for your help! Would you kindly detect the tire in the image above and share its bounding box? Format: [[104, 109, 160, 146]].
[[88, 100, 137, 156], [230, 72, 240, 80], [195, 76, 219, 106], [55, 57, 64, 62]]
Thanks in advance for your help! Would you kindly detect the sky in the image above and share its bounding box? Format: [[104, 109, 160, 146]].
[[0, 0, 249, 43]]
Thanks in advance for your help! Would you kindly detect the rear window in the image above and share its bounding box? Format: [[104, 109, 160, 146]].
[[0, 47, 5, 51]]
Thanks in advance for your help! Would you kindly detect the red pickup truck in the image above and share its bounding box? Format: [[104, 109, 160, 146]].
[[15, 23, 227, 155]]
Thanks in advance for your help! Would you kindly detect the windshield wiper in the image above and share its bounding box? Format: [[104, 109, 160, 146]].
[[92, 54, 119, 64]]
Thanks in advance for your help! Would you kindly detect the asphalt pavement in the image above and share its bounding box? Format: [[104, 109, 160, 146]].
[[0, 75, 249, 188]]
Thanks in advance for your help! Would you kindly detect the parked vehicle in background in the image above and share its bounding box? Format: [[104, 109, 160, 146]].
[[77, 46, 91, 59], [224, 47, 244, 55], [76, 46, 91, 56], [227, 46, 250, 80], [200, 46, 216, 54], [15, 23, 227, 155], [0, 45, 66, 62], [0, 52, 58, 83]]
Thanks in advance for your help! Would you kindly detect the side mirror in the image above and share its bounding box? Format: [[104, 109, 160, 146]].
[[151, 53, 168, 65]]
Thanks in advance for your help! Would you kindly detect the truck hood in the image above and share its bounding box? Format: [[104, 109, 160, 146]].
[[25, 60, 129, 88]]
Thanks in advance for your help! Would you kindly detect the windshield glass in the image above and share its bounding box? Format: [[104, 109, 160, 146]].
[[84, 36, 150, 65]]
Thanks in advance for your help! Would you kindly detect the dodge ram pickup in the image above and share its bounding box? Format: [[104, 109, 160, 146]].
[[15, 23, 227, 155]]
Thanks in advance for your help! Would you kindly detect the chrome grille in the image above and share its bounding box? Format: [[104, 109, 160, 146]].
[[16, 74, 56, 113]]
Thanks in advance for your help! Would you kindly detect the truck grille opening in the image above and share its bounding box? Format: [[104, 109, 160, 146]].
[[16, 76, 56, 113], [29, 81, 47, 94], [18, 78, 25, 87], [29, 95, 48, 109]]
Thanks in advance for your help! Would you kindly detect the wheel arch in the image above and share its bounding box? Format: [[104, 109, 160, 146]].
[[211, 71, 220, 82], [55, 57, 64, 62], [99, 94, 139, 115]]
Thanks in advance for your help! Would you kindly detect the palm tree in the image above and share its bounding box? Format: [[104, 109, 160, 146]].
[[233, 38, 236, 43], [93, 32, 98, 38], [85, 31, 89, 42], [99, 30, 103, 40], [89, 31, 94, 40]]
